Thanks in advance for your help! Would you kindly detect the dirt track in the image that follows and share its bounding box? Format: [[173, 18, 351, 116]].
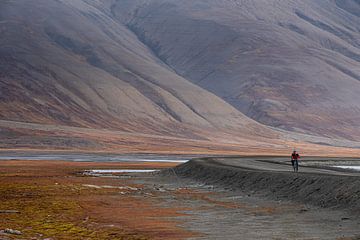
[[200, 157, 360, 176]]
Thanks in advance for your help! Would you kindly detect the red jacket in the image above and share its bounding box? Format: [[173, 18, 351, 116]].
[[291, 153, 300, 160]]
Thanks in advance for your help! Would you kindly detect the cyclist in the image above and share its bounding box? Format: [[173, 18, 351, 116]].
[[291, 150, 300, 172]]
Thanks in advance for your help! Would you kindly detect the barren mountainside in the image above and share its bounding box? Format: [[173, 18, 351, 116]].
[[1, 0, 360, 149], [0, 0, 273, 139], [113, 0, 360, 140]]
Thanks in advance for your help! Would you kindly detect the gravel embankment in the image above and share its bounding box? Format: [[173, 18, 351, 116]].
[[164, 158, 360, 213]]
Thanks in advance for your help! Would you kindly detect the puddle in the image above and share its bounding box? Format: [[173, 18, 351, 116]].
[[86, 169, 159, 173], [82, 184, 139, 190], [334, 166, 360, 171]]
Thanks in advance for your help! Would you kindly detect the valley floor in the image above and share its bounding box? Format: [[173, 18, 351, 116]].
[[0, 157, 359, 239]]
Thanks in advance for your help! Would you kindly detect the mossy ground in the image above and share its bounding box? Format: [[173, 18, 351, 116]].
[[0, 160, 182, 240], [0, 182, 148, 240]]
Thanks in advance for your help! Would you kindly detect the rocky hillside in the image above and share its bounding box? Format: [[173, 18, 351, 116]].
[[1, 0, 360, 150]]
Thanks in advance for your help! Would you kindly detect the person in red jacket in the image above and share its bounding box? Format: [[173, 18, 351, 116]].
[[291, 150, 300, 172]]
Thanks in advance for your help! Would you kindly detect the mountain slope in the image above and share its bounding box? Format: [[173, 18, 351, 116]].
[[1, 0, 360, 153], [0, 0, 278, 144], [111, 0, 360, 140]]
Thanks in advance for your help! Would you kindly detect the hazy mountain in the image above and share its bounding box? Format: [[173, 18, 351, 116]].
[[1, 0, 360, 151], [0, 0, 277, 142], [112, 0, 360, 140]]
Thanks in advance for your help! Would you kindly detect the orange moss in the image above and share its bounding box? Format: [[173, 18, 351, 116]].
[[0, 160, 195, 240]]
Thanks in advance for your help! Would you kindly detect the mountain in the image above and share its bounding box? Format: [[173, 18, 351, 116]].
[[111, 0, 360, 140], [1, 0, 360, 153]]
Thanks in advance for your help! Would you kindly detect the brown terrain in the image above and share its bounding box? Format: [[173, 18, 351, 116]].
[[1, 158, 360, 240], [0, 160, 190, 240], [1, 0, 360, 153]]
